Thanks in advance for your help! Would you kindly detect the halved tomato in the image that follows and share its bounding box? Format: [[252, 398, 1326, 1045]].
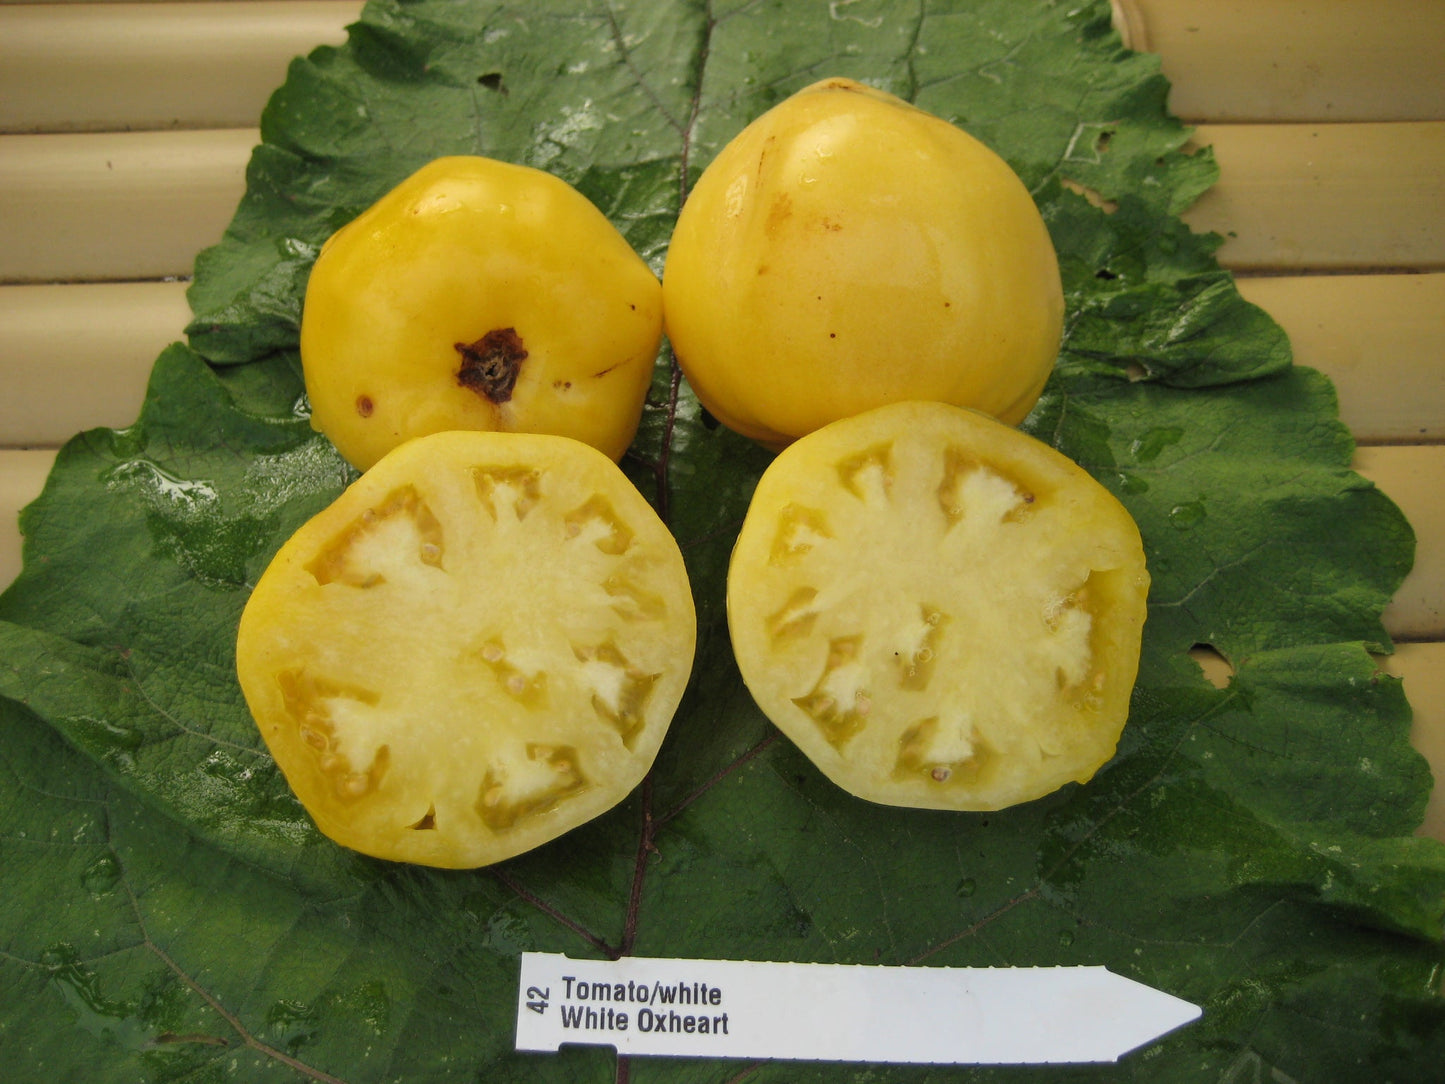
[[727, 401, 1149, 811], [237, 430, 695, 867]]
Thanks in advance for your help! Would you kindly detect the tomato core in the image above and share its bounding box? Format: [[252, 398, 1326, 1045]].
[[456, 327, 528, 403]]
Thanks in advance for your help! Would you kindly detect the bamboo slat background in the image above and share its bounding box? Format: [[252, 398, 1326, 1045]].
[[1, 0, 1441, 838]]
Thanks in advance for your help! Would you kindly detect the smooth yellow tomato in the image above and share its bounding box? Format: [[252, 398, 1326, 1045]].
[[300, 156, 663, 471], [727, 401, 1148, 811], [663, 78, 1063, 448], [236, 430, 696, 867]]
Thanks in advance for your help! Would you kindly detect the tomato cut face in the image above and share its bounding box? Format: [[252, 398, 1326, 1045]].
[[236, 430, 696, 867], [727, 401, 1149, 811]]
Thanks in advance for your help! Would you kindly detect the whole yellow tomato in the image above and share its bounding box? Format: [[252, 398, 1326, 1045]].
[[300, 156, 663, 471], [663, 78, 1064, 448]]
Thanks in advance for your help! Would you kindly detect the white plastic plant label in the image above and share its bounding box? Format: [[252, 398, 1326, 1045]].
[[515, 952, 1200, 1065]]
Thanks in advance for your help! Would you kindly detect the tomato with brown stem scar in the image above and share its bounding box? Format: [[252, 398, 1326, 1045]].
[[300, 156, 663, 471]]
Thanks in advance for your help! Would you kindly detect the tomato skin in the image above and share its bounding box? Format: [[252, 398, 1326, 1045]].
[[727, 400, 1148, 811], [300, 156, 663, 471], [663, 78, 1063, 448]]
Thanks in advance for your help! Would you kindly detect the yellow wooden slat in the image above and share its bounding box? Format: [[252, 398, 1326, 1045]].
[[1236, 273, 1445, 444], [0, 2, 360, 133], [0, 449, 55, 591], [0, 281, 190, 447], [0, 128, 254, 283], [1355, 446, 1445, 644], [2, 2, 1441, 133], [1116, 0, 1445, 123], [0, 273, 1435, 455], [1380, 642, 1445, 843], [2, 273, 1438, 452], [1183, 122, 1445, 272], [7, 123, 1440, 284]]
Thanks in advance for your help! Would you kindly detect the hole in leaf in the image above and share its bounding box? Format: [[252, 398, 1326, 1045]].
[[1190, 644, 1234, 689], [477, 72, 507, 94], [410, 806, 437, 831], [1059, 178, 1118, 213]]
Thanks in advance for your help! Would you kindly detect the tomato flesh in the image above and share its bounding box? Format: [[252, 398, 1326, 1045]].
[[236, 431, 696, 867], [727, 401, 1149, 810]]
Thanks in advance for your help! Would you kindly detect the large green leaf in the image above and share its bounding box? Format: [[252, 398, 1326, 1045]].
[[2, 1, 1442, 1081]]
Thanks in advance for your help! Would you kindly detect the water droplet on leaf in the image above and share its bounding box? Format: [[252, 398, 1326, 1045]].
[[81, 854, 121, 897], [1168, 501, 1205, 529]]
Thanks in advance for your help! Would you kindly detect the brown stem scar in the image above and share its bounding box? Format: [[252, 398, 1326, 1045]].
[[456, 328, 527, 403]]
